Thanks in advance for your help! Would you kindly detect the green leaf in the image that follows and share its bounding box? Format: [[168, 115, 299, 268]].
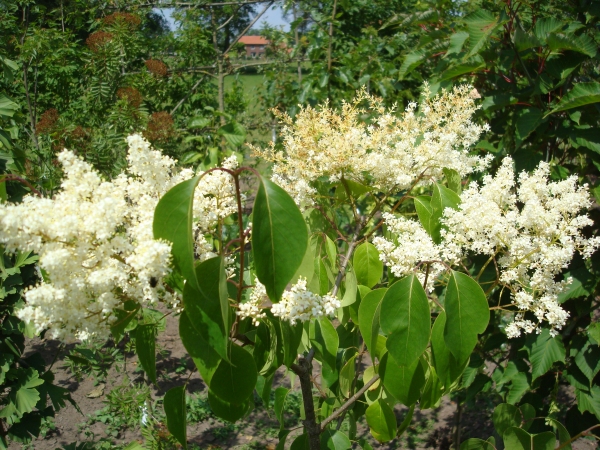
[[419, 366, 444, 409], [208, 390, 250, 423], [179, 311, 220, 385], [515, 108, 544, 149], [153, 176, 202, 294], [320, 430, 352, 450], [571, 336, 600, 381], [339, 353, 357, 398], [290, 434, 309, 450], [380, 275, 430, 367], [358, 288, 387, 357], [256, 374, 274, 408], [431, 311, 466, 387], [523, 329, 565, 380], [439, 61, 485, 81], [183, 257, 230, 361], [506, 372, 530, 405], [210, 345, 257, 405], [253, 320, 278, 376], [365, 399, 397, 442], [503, 427, 555, 450], [576, 386, 600, 419], [135, 324, 156, 384], [513, 24, 541, 51], [444, 271, 489, 367], [217, 121, 246, 147], [414, 196, 435, 237], [110, 301, 140, 342], [275, 318, 304, 368], [164, 386, 187, 449], [588, 323, 600, 344], [534, 18, 564, 41], [429, 183, 461, 243], [274, 387, 290, 430], [492, 403, 520, 436], [340, 266, 357, 307], [547, 33, 597, 58], [546, 417, 572, 450], [309, 317, 339, 370], [443, 168, 462, 194], [546, 82, 600, 116], [253, 176, 308, 301], [398, 50, 428, 80], [353, 243, 383, 289], [446, 31, 469, 56], [460, 439, 495, 450], [463, 10, 499, 59], [380, 353, 426, 406], [0, 95, 18, 118]]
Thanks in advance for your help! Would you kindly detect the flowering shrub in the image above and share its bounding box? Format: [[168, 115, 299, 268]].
[[2, 86, 598, 449]]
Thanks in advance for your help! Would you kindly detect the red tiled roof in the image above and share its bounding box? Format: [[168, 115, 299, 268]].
[[238, 36, 269, 45]]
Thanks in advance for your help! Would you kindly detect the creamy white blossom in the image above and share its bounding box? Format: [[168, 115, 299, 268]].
[[0, 135, 239, 340], [254, 84, 491, 207], [442, 157, 600, 338], [237, 281, 268, 326], [272, 278, 340, 325]]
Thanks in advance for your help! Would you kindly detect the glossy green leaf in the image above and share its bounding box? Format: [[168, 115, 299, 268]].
[[320, 430, 352, 450], [397, 404, 415, 437], [414, 195, 435, 239], [463, 10, 499, 59], [503, 427, 555, 450], [210, 345, 257, 405], [524, 329, 565, 380], [340, 266, 357, 307], [513, 24, 541, 51], [460, 439, 495, 450], [576, 386, 600, 419], [164, 386, 187, 449], [135, 324, 156, 384], [309, 317, 339, 370], [339, 353, 357, 398], [546, 82, 600, 116], [381, 275, 430, 367], [153, 176, 201, 293], [506, 372, 530, 405], [571, 335, 600, 381], [208, 390, 250, 423], [366, 399, 397, 442], [443, 168, 462, 194], [380, 353, 426, 406], [419, 365, 444, 409], [428, 183, 461, 243], [183, 256, 230, 361], [290, 434, 309, 450], [253, 176, 308, 301], [446, 31, 469, 56], [274, 387, 289, 430], [276, 318, 304, 368], [358, 288, 387, 357], [444, 271, 489, 366], [547, 33, 597, 58], [534, 17, 564, 41], [431, 312, 466, 387], [492, 403, 520, 436], [514, 108, 543, 149], [353, 243, 383, 289], [253, 320, 278, 376], [256, 374, 274, 408], [546, 417, 572, 450], [179, 311, 220, 385], [217, 121, 246, 147]]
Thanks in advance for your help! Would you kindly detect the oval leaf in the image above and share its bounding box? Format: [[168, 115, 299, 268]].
[[183, 256, 230, 361], [380, 275, 430, 367], [210, 344, 257, 405], [380, 353, 426, 406], [253, 176, 308, 301], [135, 324, 156, 384], [179, 311, 220, 385], [208, 389, 251, 423], [365, 399, 397, 442], [358, 288, 387, 357], [164, 386, 187, 449], [444, 271, 489, 366], [353, 242, 383, 288]]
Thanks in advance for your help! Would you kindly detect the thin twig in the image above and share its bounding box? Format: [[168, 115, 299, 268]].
[[320, 374, 379, 430]]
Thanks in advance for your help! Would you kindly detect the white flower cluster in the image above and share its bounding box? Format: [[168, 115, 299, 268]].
[[237, 278, 340, 326], [271, 277, 340, 324], [0, 135, 240, 340], [373, 213, 458, 292], [442, 157, 600, 338], [237, 281, 268, 326], [374, 157, 600, 338], [254, 85, 491, 207]]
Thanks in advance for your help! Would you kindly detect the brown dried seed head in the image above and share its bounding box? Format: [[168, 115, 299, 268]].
[[145, 59, 168, 77]]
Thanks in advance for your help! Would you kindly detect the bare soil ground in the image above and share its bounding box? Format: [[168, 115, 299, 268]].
[[8, 311, 598, 450]]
